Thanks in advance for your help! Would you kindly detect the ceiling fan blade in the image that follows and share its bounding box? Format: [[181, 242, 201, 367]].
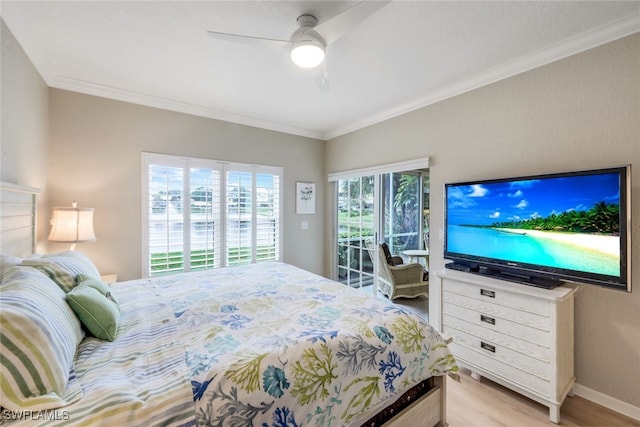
[[207, 30, 291, 47], [315, 0, 390, 46], [316, 65, 330, 93]]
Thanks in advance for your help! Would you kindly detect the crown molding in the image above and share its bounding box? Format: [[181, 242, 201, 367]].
[[323, 14, 640, 140], [49, 75, 325, 140], [5, 8, 638, 142], [3, 11, 323, 140]]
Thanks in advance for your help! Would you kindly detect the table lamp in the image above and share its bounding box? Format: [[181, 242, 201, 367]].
[[48, 201, 96, 250]]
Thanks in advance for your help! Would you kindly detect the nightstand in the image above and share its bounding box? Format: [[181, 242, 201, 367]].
[[100, 273, 118, 284]]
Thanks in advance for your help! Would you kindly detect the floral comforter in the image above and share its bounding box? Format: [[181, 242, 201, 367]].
[[151, 262, 458, 426]]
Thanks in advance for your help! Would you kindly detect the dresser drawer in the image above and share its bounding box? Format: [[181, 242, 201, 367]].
[[444, 279, 549, 317], [448, 341, 549, 397], [443, 311, 549, 362], [443, 302, 550, 348], [445, 325, 550, 380], [443, 291, 550, 332]]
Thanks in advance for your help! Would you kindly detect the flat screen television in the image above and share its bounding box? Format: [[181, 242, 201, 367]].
[[444, 166, 631, 291]]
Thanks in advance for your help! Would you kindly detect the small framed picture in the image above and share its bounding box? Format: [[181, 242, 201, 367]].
[[296, 182, 316, 215]]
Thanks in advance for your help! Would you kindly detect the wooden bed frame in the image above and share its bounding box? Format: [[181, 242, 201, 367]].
[[0, 181, 449, 427], [0, 182, 39, 257], [376, 375, 446, 427]]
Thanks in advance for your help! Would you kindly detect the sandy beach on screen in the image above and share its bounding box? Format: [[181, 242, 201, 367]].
[[496, 228, 619, 256]]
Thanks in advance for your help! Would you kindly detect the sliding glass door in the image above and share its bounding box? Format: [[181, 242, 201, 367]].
[[336, 176, 375, 289], [335, 170, 428, 293], [380, 172, 422, 254]]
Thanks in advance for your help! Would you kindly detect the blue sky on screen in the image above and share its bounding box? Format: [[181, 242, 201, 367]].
[[447, 172, 620, 226]]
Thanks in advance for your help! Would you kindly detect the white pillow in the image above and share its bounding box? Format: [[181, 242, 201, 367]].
[[21, 251, 100, 292], [0, 254, 22, 269]]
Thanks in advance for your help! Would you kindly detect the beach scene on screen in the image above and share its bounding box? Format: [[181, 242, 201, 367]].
[[446, 172, 621, 276]]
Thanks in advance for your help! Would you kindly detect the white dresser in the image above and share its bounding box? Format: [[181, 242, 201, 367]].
[[438, 268, 578, 423]]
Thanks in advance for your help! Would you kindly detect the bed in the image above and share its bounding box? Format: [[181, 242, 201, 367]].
[[0, 182, 458, 426]]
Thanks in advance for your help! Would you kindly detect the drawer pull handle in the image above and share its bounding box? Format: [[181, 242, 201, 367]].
[[480, 342, 496, 353], [481, 315, 496, 325], [480, 289, 496, 298]]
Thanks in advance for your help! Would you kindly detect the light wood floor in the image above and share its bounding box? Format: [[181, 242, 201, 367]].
[[446, 370, 639, 427]]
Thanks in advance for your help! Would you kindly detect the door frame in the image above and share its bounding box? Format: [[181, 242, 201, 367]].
[[328, 158, 430, 293]]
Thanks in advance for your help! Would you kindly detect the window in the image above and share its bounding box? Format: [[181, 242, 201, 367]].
[[142, 153, 282, 277]]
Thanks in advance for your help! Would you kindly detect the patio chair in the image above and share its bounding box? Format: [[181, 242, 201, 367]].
[[365, 241, 429, 301], [379, 242, 404, 266], [381, 240, 429, 281]]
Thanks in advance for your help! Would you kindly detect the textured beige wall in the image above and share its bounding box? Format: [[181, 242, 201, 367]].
[[325, 34, 640, 408], [48, 90, 325, 280], [0, 19, 49, 250]]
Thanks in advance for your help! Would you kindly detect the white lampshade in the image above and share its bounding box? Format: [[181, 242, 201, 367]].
[[48, 202, 96, 250], [290, 41, 325, 68]]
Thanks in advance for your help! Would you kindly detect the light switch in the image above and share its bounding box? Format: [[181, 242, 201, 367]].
[[301, 221, 309, 230]]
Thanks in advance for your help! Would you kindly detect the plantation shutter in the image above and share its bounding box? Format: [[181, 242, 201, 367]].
[[142, 153, 282, 277], [225, 169, 253, 266], [146, 161, 185, 275], [256, 172, 280, 262], [189, 164, 222, 270]]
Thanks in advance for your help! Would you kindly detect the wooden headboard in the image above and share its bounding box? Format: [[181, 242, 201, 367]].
[[0, 182, 40, 257]]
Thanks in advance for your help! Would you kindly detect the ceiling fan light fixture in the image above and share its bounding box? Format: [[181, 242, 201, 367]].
[[290, 41, 325, 68]]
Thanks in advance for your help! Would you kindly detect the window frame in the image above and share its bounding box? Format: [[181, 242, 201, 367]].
[[142, 152, 283, 277]]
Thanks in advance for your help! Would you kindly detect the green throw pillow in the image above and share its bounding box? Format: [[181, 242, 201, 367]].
[[75, 274, 120, 304], [67, 284, 120, 341]]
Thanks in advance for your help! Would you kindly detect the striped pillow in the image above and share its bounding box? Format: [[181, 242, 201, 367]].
[[0, 266, 84, 410], [21, 251, 100, 292]]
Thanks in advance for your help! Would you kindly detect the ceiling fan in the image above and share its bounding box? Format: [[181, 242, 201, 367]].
[[207, 1, 389, 71]]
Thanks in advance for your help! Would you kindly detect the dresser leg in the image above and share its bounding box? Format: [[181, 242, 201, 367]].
[[549, 404, 560, 424], [470, 371, 482, 381]]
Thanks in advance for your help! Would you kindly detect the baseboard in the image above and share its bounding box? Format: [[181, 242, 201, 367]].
[[574, 383, 640, 421]]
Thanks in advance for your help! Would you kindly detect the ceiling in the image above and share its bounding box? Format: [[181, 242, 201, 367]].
[[2, 1, 639, 140]]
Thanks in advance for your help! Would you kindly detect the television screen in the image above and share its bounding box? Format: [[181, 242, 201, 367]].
[[444, 166, 631, 291]]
